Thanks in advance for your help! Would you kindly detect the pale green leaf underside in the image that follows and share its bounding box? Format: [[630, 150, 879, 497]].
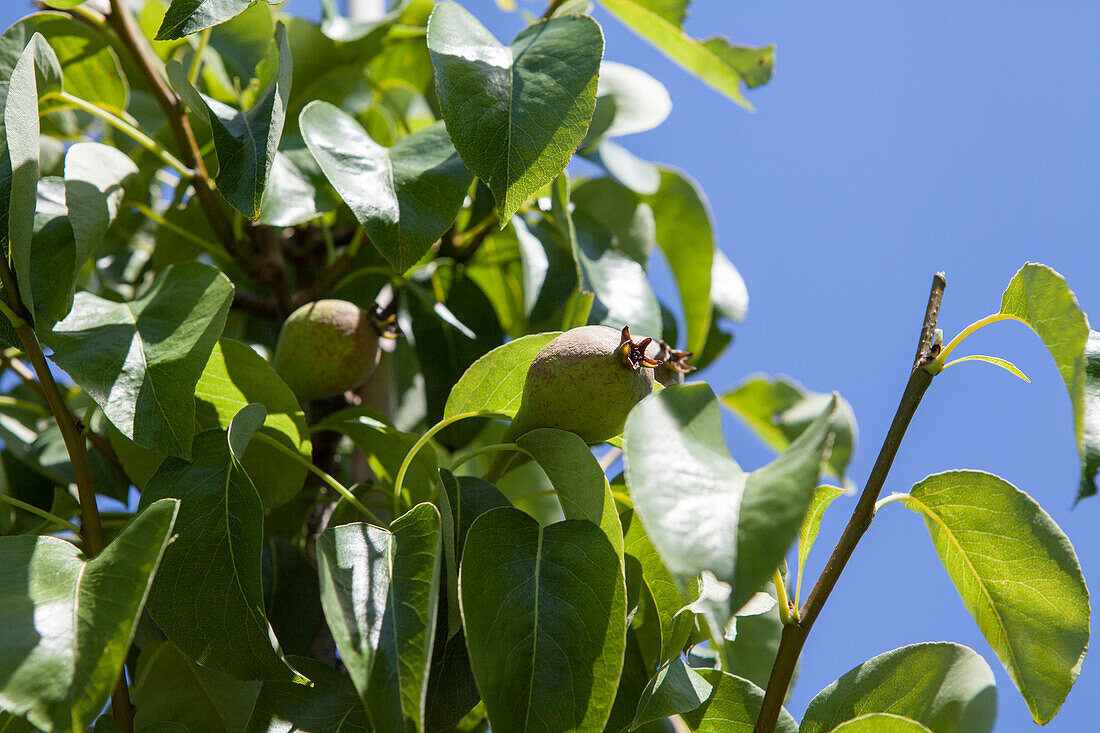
[[800, 642, 997, 733], [904, 470, 1088, 724], [830, 713, 933, 732], [942, 354, 1029, 382], [796, 485, 845, 603], [0, 500, 178, 732], [680, 671, 797, 732], [427, 1, 604, 222]]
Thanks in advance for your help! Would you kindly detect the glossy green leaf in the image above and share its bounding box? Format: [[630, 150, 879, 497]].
[[460, 508, 626, 732], [443, 331, 560, 419], [316, 504, 442, 733], [6, 34, 59, 319], [796, 485, 846, 603], [137, 429, 306, 683], [194, 338, 311, 510], [246, 657, 370, 733], [257, 141, 339, 226], [301, 102, 472, 272], [584, 60, 671, 147], [831, 714, 935, 732], [902, 471, 1089, 723], [168, 23, 291, 219], [630, 658, 711, 729], [620, 509, 692, 668], [598, 0, 772, 109], [45, 262, 233, 458], [571, 177, 656, 266], [63, 142, 138, 271], [0, 499, 178, 732], [133, 641, 261, 733], [4, 13, 128, 113], [997, 263, 1100, 500], [427, 1, 604, 221], [800, 642, 997, 733], [582, 140, 660, 196], [157, 0, 257, 40], [517, 427, 625, 563], [645, 169, 714, 356], [623, 383, 836, 625], [680, 671, 797, 732], [722, 374, 857, 482]]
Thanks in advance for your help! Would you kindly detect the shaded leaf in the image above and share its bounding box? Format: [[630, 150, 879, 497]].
[[246, 657, 370, 733], [168, 23, 291, 219], [796, 485, 845, 604], [571, 176, 656, 266], [722, 374, 857, 482], [137, 429, 306, 683], [584, 61, 671, 148], [460, 508, 626, 733], [800, 642, 997, 733], [316, 504, 442, 733], [133, 641, 261, 733], [0, 499, 178, 732], [903, 471, 1089, 723], [598, 0, 772, 108], [631, 658, 711, 729], [64, 142, 137, 271], [45, 262, 233, 458], [427, 1, 604, 221], [581, 140, 660, 196], [680, 671, 797, 732], [257, 140, 339, 226], [195, 338, 311, 509]]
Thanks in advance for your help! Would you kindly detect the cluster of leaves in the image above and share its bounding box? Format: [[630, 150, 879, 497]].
[[0, 1, 1092, 733]]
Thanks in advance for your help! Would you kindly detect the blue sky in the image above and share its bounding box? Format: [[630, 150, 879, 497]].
[[4, 1, 1098, 730]]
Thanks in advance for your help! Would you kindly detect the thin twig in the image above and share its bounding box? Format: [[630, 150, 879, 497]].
[[753, 273, 947, 733]]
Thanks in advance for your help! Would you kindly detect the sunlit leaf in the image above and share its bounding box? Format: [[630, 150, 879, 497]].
[[444, 331, 560, 419], [796, 485, 845, 603], [680, 671, 797, 732], [157, 0, 258, 40]]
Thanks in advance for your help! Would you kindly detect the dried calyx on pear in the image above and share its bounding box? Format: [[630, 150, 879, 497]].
[[272, 299, 396, 402], [507, 325, 662, 444], [650, 339, 695, 387]]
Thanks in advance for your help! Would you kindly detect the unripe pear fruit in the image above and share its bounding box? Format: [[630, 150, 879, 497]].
[[272, 299, 386, 402], [508, 325, 662, 443]]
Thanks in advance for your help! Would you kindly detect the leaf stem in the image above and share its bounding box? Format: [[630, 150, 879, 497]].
[[251, 431, 384, 526], [44, 91, 192, 175], [188, 28, 211, 85], [130, 202, 225, 259], [773, 569, 797, 625], [925, 312, 1028, 374], [0, 493, 82, 534], [394, 411, 509, 515], [450, 442, 528, 472], [874, 492, 910, 512], [753, 272, 946, 733]]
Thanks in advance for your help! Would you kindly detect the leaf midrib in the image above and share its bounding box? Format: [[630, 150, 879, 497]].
[[522, 527, 545, 730]]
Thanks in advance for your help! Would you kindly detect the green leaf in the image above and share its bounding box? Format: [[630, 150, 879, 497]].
[[621, 509, 692, 668], [680, 671, 797, 732], [263, 538, 325, 659], [584, 60, 671, 147], [711, 249, 749, 324], [137, 429, 306, 683], [571, 176, 656, 266], [644, 169, 715, 356], [6, 34, 60, 319], [460, 508, 626, 733], [194, 338, 312, 510], [63, 142, 138, 272], [800, 642, 997, 733], [133, 641, 261, 733], [830, 714, 934, 732], [3, 13, 128, 113], [443, 331, 560, 419], [597, 0, 772, 108], [316, 504, 442, 733], [997, 263, 1099, 500], [902, 471, 1088, 723], [246, 656, 370, 733], [167, 23, 291, 219], [157, 0, 258, 40], [631, 658, 712, 729], [941, 354, 1030, 382], [427, 1, 604, 221], [623, 384, 836, 627], [796, 485, 845, 603], [516, 427, 624, 559], [0, 499, 179, 732], [44, 262, 234, 458], [257, 140, 339, 226], [722, 582, 783, 690], [301, 103, 472, 272], [722, 374, 857, 482], [313, 407, 438, 508], [581, 140, 660, 195]]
